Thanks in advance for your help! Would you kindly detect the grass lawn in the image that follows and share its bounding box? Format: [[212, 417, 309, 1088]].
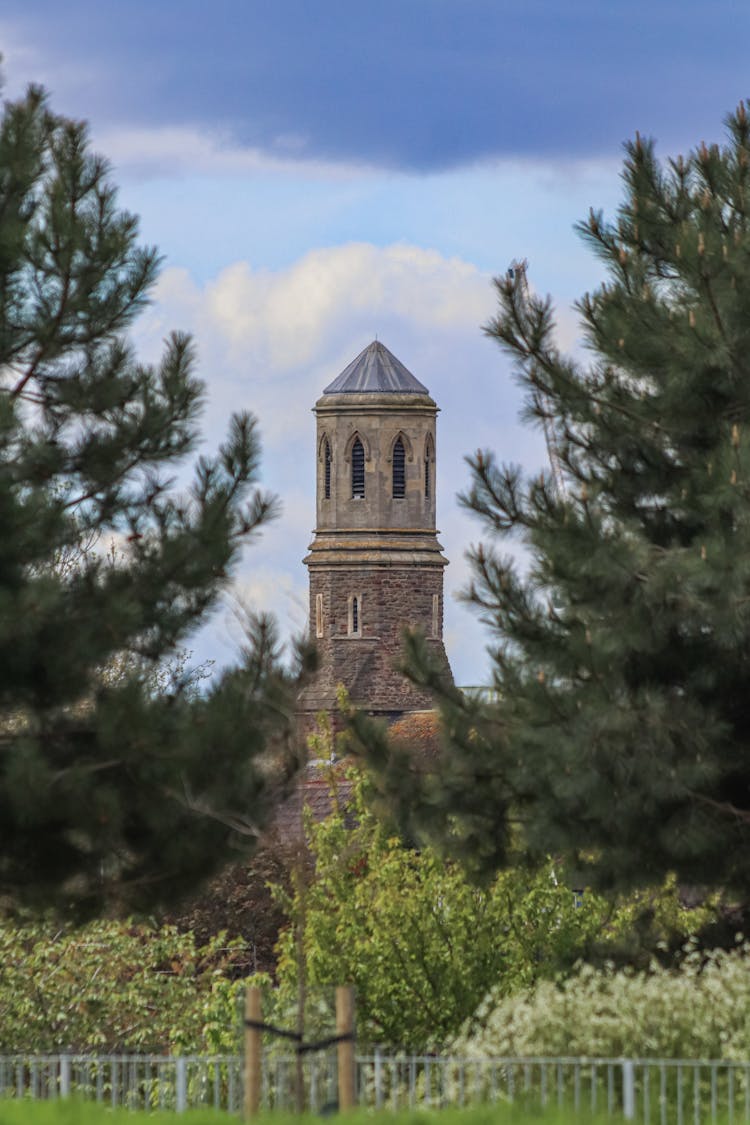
[[0, 1104, 229, 1125], [0, 1101, 629, 1125]]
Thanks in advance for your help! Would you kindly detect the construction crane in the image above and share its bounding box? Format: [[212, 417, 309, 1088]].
[[507, 259, 566, 498]]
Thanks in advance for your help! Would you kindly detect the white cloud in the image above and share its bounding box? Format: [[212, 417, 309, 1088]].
[[134, 242, 496, 448], [199, 243, 488, 369]]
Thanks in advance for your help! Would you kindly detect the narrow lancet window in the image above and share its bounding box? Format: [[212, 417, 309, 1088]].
[[324, 440, 332, 499], [432, 593, 439, 638], [424, 437, 433, 499], [351, 438, 365, 498], [348, 593, 362, 635], [315, 593, 324, 638], [392, 437, 406, 498]]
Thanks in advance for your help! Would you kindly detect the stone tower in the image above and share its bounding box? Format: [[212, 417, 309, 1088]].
[[298, 340, 453, 731]]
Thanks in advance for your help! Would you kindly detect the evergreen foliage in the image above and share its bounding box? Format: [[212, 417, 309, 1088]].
[[0, 87, 305, 914], [351, 103, 750, 896]]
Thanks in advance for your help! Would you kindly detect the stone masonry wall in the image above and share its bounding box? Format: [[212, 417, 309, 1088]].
[[299, 563, 452, 722], [298, 376, 453, 742]]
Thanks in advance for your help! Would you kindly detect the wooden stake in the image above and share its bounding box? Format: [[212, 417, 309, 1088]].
[[244, 986, 262, 1120], [336, 985, 356, 1111]]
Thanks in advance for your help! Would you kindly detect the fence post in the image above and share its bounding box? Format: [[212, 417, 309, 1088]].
[[176, 1057, 187, 1115], [622, 1059, 635, 1120], [375, 1046, 383, 1110], [336, 985, 356, 1111], [244, 986, 262, 1120], [59, 1055, 71, 1099]]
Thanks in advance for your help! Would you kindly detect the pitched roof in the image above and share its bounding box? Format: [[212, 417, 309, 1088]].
[[389, 710, 443, 765], [270, 767, 355, 841], [323, 341, 429, 395]]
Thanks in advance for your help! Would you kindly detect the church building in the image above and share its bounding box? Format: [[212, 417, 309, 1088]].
[[298, 340, 453, 734]]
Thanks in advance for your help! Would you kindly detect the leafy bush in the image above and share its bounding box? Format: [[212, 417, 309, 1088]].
[[0, 770, 721, 1057], [269, 765, 715, 1051], [0, 920, 247, 1053], [453, 942, 750, 1059]]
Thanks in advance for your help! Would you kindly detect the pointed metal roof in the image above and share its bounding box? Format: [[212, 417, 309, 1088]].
[[323, 341, 429, 395]]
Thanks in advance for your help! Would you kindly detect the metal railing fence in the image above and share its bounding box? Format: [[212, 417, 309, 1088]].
[[0, 1055, 243, 1114], [357, 1055, 750, 1124], [1, 1052, 750, 1121]]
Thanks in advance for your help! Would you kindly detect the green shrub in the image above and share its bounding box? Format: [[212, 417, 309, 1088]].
[[0, 920, 248, 1053], [268, 758, 717, 1052]]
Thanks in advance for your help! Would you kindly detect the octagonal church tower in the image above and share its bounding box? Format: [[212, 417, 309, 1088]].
[[298, 340, 453, 730]]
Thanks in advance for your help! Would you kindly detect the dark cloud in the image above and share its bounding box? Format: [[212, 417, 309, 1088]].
[[4, 0, 749, 170]]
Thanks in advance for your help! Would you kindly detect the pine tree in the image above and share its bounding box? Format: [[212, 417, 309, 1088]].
[[0, 87, 305, 915], [352, 102, 750, 897]]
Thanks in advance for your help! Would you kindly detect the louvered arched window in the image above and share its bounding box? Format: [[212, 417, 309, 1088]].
[[323, 439, 332, 499], [351, 438, 365, 498], [392, 437, 405, 498]]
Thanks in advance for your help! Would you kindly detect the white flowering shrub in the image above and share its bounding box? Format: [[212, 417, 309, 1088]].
[[452, 943, 750, 1060]]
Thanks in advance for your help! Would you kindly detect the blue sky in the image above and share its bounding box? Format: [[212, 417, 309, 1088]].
[[2, 2, 749, 684]]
